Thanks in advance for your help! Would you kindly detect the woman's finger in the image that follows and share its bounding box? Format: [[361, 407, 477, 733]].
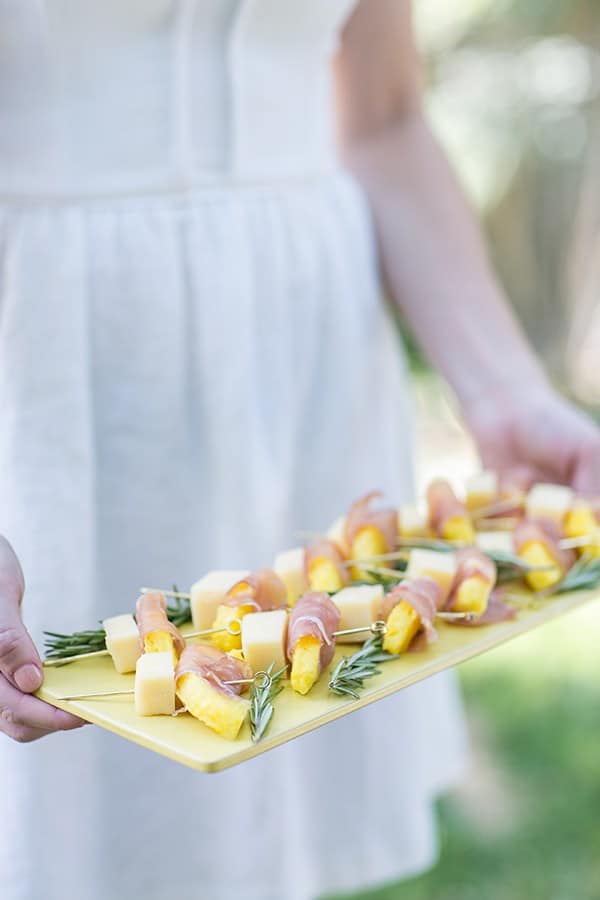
[[0, 536, 42, 693], [0, 672, 85, 736]]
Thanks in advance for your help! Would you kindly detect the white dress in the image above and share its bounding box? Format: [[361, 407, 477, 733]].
[[0, 3, 467, 899]]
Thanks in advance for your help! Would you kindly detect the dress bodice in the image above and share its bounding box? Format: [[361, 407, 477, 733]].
[[0, 0, 357, 197]]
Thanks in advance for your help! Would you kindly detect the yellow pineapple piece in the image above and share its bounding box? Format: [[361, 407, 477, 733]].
[[290, 635, 322, 695], [228, 649, 245, 662], [307, 557, 345, 592], [143, 630, 178, 666], [350, 524, 388, 580], [176, 672, 249, 741], [383, 601, 421, 654], [441, 515, 475, 543], [519, 541, 562, 591], [451, 576, 490, 615], [211, 603, 255, 652], [564, 502, 600, 558]]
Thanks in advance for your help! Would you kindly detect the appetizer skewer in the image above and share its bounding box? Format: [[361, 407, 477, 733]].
[[287, 592, 341, 695]]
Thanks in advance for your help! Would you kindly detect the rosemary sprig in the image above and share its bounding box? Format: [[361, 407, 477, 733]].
[[249, 663, 286, 743], [43, 584, 192, 659], [553, 554, 600, 595], [328, 635, 398, 700]]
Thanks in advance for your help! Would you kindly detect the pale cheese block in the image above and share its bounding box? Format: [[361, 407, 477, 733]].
[[241, 609, 289, 673], [274, 547, 306, 606], [134, 651, 175, 716], [406, 548, 457, 604], [475, 530, 514, 555], [190, 569, 250, 630], [525, 483, 574, 526], [103, 614, 141, 674], [397, 503, 429, 538], [326, 515, 348, 554], [333, 584, 384, 643], [465, 470, 498, 512]]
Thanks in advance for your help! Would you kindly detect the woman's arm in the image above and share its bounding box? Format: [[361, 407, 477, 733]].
[[334, 0, 600, 493]]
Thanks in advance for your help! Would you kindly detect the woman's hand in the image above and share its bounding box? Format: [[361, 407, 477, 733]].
[[0, 536, 85, 742], [464, 387, 600, 496]]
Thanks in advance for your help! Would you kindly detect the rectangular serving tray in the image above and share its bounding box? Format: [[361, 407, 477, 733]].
[[37, 587, 598, 772]]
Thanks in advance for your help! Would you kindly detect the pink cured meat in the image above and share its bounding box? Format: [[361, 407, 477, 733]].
[[379, 576, 442, 646], [136, 591, 186, 656], [344, 491, 398, 553], [304, 539, 350, 586], [513, 517, 576, 571], [426, 479, 468, 536], [175, 644, 253, 697], [224, 567, 288, 611], [287, 592, 341, 671], [446, 547, 497, 610]]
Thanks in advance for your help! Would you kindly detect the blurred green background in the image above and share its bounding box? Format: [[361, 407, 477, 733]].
[[335, 3, 600, 899]]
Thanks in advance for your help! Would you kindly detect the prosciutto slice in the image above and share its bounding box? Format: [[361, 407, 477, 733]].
[[287, 592, 341, 671], [344, 491, 398, 553], [513, 517, 576, 571], [175, 644, 253, 697], [304, 539, 350, 586], [225, 567, 288, 611], [446, 547, 497, 610], [135, 590, 185, 655], [426, 479, 469, 537], [379, 576, 442, 646]]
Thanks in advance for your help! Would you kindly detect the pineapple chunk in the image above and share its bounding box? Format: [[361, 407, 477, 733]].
[[143, 629, 178, 666], [465, 470, 498, 513], [307, 557, 345, 592], [350, 524, 388, 579], [190, 570, 250, 631], [519, 541, 562, 591], [241, 609, 288, 673], [383, 600, 421, 654], [327, 515, 349, 554], [134, 651, 175, 716], [290, 635, 321, 695], [564, 502, 600, 558], [441, 515, 475, 543], [274, 547, 306, 606], [176, 672, 249, 740], [103, 614, 141, 674], [406, 549, 457, 605], [211, 603, 255, 652], [526, 483, 574, 526], [333, 584, 384, 643], [397, 504, 429, 539], [451, 576, 490, 615]]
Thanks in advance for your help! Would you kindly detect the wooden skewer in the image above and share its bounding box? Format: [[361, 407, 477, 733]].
[[559, 534, 600, 550], [471, 496, 524, 520], [43, 620, 243, 667], [57, 669, 273, 702], [333, 620, 388, 638], [139, 587, 191, 599]]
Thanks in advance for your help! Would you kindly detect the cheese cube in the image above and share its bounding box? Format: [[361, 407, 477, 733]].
[[134, 652, 175, 716], [190, 570, 249, 630], [398, 504, 429, 538], [326, 515, 348, 554], [103, 614, 141, 674], [466, 471, 498, 512], [406, 549, 457, 604], [475, 531, 514, 555], [274, 548, 306, 606], [333, 585, 384, 643], [241, 609, 289, 673], [525, 484, 574, 525]]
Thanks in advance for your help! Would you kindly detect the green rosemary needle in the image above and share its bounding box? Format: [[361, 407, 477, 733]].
[[328, 635, 398, 700], [553, 554, 600, 594], [249, 662, 286, 743]]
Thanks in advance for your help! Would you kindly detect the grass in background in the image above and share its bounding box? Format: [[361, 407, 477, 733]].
[[337, 601, 600, 900]]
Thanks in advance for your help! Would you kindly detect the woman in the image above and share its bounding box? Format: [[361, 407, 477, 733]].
[[1, 3, 599, 899]]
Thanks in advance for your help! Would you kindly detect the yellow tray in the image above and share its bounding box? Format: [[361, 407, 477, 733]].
[[37, 587, 598, 772]]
